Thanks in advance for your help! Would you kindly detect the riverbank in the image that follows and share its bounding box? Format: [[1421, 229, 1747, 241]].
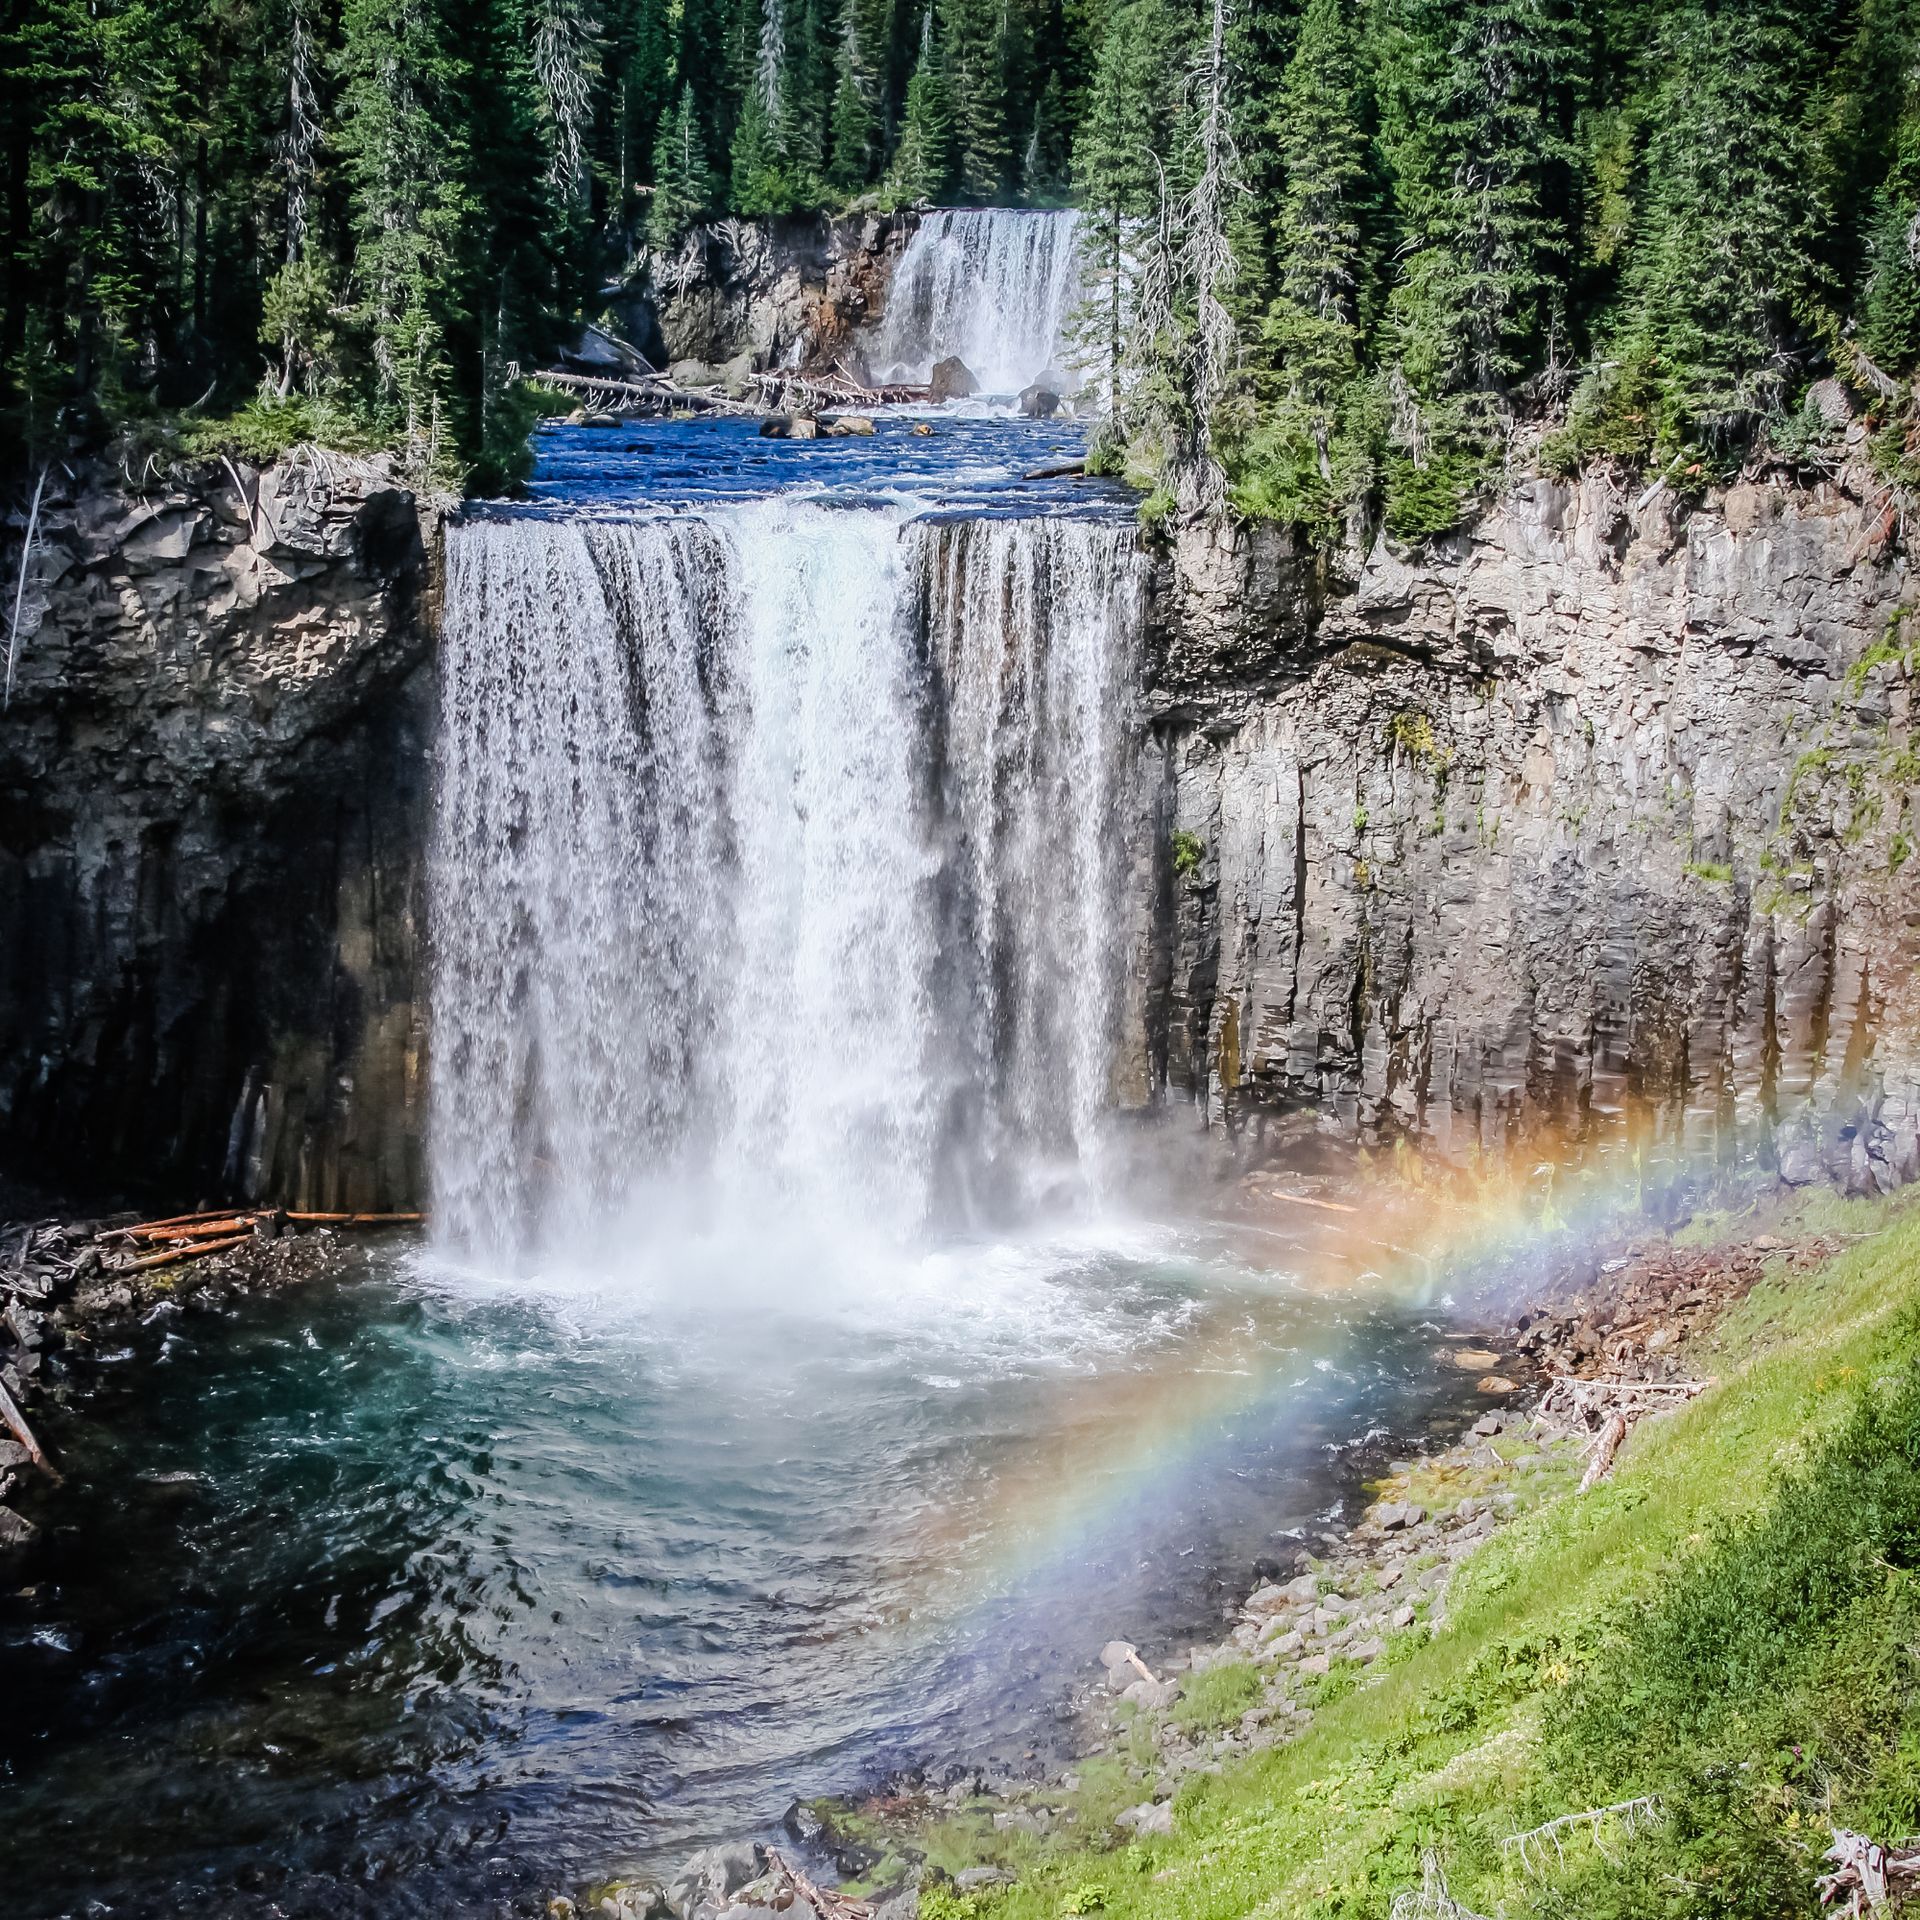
[[603, 1183, 1920, 1920]]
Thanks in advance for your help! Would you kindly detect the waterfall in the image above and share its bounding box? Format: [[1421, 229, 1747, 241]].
[[429, 502, 1147, 1263], [871, 209, 1084, 394]]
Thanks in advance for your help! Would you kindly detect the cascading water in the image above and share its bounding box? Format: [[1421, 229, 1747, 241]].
[[870, 209, 1084, 393], [429, 498, 1148, 1263]]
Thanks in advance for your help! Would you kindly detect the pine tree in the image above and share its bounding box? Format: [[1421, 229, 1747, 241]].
[[1070, 0, 1181, 418], [827, 0, 883, 190], [887, 23, 958, 203], [650, 81, 715, 245], [1379, 0, 1585, 397], [1604, 0, 1835, 452], [1231, 0, 1377, 524], [939, 0, 1012, 200]]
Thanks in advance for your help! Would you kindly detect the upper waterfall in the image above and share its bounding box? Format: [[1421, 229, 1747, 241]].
[[429, 496, 1147, 1265], [870, 209, 1084, 394]]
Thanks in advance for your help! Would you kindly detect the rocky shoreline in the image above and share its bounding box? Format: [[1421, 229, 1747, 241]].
[[554, 1193, 1837, 1920]]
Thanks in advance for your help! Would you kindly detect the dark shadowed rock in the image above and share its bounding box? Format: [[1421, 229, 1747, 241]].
[[930, 356, 978, 401], [1017, 384, 1060, 418]]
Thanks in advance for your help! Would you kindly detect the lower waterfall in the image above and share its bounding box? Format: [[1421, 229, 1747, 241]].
[[430, 501, 1149, 1263]]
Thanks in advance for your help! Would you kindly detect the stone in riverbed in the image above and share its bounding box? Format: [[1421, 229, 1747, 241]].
[[1017, 384, 1061, 418], [930, 356, 978, 400], [821, 415, 876, 436], [667, 1843, 766, 1920]]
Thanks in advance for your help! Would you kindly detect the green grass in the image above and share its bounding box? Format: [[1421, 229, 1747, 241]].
[[1172, 1662, 1266, 1733], [931, 1191, 1920, 1920]]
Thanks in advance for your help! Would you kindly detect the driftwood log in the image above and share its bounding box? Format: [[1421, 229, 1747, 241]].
[[1817, 1829, 1920, 1915], [0, 1372, 48, 1470], [765, 1849, 874, 1920]]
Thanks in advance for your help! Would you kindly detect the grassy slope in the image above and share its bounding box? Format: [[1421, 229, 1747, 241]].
[[931, 1189, 1920, 1920]]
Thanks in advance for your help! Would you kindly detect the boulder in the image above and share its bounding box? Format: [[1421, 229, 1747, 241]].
[[669, 358, 725, 389], [1115, 1801, 1175, 1837], [1098, 1638, 1138, 1671], [954, 1869, 1015, 1892], [788, 413, 819, 440], [1017, 384, 1061, 418], [667, 1843, 766, 1920], [930, 356, 978, 401], [1121, 1675, 1180, 1710], [821, 415, 877, 437]]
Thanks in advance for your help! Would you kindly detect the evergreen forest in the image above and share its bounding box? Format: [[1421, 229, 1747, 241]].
[[6, 0, 1920, 529]]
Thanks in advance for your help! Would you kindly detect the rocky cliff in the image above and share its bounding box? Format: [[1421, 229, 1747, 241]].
[[0, 451, 434, 1208], [1148, 470, 1920, 1193]]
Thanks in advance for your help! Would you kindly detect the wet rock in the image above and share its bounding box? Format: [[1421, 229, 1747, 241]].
[[0, 1505, 35, 1548], [668, 1843, 766, 1920], [821, 415, 876, 437], [929, 357, 978, 401], [1017, 384, 1060, 418]]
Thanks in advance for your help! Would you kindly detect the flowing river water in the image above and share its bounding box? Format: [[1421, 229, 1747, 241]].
[[0, 229, 1505, 1917]]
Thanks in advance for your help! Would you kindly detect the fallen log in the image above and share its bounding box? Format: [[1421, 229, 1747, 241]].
[[119, 1232, 252, 1273], [284, 1211, 426, 1226], [134, 1215, 258, 1243], [1817, 1828, 1920, 1914], [0, 1372, 49, 1470], [1022, 459, 1088, 480], [1578, 1410, 1629, 1492], [1265, 1189, 1359, 1216], [766, 1849, 873, 1920]]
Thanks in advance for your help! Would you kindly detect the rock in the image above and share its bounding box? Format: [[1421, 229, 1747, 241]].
[[1391, 1604, 1417, 1630], [1470, 1413, 1506, 1437], [1351, 1637, 1385, 1663], [595, 1888, 667, 1920], [1374, 1563, 1403, 1590], [0, 1506, 36, 1548], [1244, 1583, 1292, 1617], [821, 415, 877, 436], [1017, 384, 1061, 418], [929, 356, 978, 401], [668, 1843, 766, 1920], [954, 1869, 1015, 1892], [1099, 1638, 1138, 1670], [1477, 1375, 1520, 1394], [1121, 1676, 1180, 1711], [788, 413, 820, 440], [579, 413, 622, 428], [1115, 1801, 1174, 1837], [1283, 1572, 1320, 1603], [1779, 1145, 1821, 1185], [1374, 1502, 1426, 1532], [669, 358, 725, 389], [1298, 1652, 1331, 1676], [1450, 1348, 1502, 1370], [1260, 1625, 1303, 1655]]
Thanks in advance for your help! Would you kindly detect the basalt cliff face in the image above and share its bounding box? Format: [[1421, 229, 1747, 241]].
[[1148, 472, 1920, 1193], [3, 441, 1916, 1211], [0, 453, 434, 1208]]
